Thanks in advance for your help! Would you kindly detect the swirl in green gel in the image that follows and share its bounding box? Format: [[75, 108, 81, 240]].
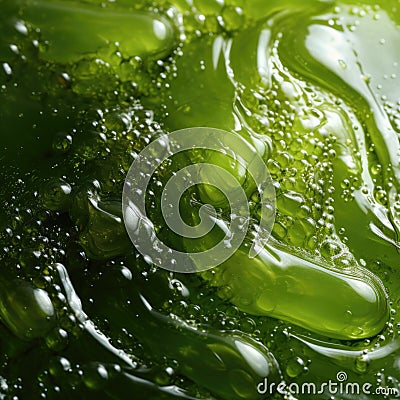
[[204, 240, 389, 340]]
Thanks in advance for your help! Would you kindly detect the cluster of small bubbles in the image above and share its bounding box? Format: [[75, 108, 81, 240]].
[[212, 310, 235, 329], [180, 0, 250, 36], [235, 62, 348, 255], [69, 108, 162, 196], [332, 248, 355, 268], [340, 188, 355, 202], [374, 186, 388, 205], [64, 37, 176, 104], [47, 357, 116, 393], [320, 239, 342, 260], [69, 57, 117, 99]]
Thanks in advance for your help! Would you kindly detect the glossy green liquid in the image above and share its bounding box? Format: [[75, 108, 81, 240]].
[[0, 0, 400, 399]]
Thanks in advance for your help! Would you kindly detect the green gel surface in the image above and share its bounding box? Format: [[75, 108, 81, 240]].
[[1, 0, 400, 398]]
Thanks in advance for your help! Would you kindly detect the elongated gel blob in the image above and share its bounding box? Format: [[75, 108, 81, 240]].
[[22, 0, 175, 63], [207, 241, 389, 340]]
